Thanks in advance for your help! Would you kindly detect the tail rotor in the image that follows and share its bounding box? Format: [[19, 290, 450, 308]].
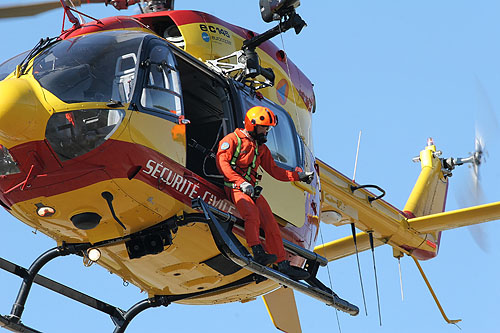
[[452, 78, 498, 251]]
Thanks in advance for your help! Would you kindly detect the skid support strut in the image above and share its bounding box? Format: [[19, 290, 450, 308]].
[[113, 274, 261, 333], [7, 243, 91, 323], [113, 296, 170, 333]]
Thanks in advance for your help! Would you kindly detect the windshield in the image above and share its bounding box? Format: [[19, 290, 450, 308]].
[[32, 31, 147, 104], [0, 51, 29, 81]]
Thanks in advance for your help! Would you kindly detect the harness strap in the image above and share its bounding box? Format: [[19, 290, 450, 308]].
[[230, 134, 242, 166], [245, 144, 258, 182], [227, 132, 259, 185], [224, 181, 236, 189]]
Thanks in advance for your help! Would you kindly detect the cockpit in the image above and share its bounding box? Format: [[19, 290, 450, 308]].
[[0, 28, 308, 192]]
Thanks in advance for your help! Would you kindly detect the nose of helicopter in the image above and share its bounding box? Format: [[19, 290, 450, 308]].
[[0, 78, 48, 147]]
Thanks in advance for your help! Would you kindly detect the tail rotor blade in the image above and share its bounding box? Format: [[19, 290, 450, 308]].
[[454, 77, 498, 252]]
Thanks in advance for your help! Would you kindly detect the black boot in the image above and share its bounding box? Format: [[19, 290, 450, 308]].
[[251, 244, 277, 266], [277, 260, 310, 280]]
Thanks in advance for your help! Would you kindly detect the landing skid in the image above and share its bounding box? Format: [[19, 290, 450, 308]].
[[0, 315, 41, 333]]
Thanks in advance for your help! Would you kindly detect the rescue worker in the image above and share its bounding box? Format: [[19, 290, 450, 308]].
[[216, 106, 314, 280]]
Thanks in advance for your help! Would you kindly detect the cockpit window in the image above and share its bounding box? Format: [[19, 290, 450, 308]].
[[0, 51, 29, 81], [32, 31, 146, 104]]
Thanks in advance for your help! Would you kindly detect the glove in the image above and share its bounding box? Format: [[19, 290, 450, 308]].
[[298, 171, 314, 184], [240, 181, 254, 197]]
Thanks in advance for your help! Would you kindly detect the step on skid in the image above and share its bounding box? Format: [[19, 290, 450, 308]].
[[191, 197, 359, 316]]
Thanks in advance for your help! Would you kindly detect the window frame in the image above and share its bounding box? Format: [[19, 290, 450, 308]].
[[131, 36, 184, 124]]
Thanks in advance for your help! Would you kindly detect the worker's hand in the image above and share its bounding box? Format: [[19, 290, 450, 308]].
[[240, 181, 254, 197], [298, 171, 314, 184]]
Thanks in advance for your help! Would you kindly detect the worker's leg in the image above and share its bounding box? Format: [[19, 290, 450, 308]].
[[225, 189, 277, 265], [229, 189, 261, 246], [255, 196, 287, 262], [255, 196, 309, 279]]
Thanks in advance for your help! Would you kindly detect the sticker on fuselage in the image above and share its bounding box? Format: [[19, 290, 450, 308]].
[[199, 24, 232, 45]]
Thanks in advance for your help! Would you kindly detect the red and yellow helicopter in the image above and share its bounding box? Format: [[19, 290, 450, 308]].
[[0, 1, 499, 332]]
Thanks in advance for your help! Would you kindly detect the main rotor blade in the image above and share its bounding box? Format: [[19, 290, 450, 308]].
[[0, 1, 106, 20], [0, 1, 62, 19]]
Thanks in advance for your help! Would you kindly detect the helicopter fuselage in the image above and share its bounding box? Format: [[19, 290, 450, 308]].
[[0, 10, 320, 303]]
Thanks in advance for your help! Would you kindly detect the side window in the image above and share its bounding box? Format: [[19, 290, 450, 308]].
[[140, 44, 182, 116], [239, 90, 302, 170], [112, 53, 137, 102], [265, 108, 300, 169]]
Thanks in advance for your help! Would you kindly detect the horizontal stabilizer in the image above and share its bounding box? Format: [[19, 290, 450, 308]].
[[408, 201, 500, 233], [263, 287, 301, 333]]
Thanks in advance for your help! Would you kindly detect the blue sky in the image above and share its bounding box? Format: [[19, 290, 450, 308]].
[[1, 1, 499, 332]]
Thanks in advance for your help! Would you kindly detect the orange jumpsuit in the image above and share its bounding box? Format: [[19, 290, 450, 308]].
[[216, 128, 299, 262]]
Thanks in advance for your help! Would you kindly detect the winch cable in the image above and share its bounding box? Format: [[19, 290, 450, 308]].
[[398, 257, 404, 301], [351, 223, 368, 316], [368, 231, 382, 326], [319, 222, 342, 333]]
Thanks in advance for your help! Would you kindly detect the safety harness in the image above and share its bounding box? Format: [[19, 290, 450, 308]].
[[224, 133, 259, 189]]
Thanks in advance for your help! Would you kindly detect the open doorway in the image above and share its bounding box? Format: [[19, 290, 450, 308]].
[[175, 56, 235, 186]]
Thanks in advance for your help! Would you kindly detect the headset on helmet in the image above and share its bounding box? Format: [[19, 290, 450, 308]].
[[244, 106, 278, 132]]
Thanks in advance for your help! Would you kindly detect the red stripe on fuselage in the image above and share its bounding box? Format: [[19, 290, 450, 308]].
[[400, 245, 438, 260], [0, 138, 312, 251], [61, 16, 147, 40]]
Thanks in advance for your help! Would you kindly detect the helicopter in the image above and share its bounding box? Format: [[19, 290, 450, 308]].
[[0, 1, 499, 333]]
